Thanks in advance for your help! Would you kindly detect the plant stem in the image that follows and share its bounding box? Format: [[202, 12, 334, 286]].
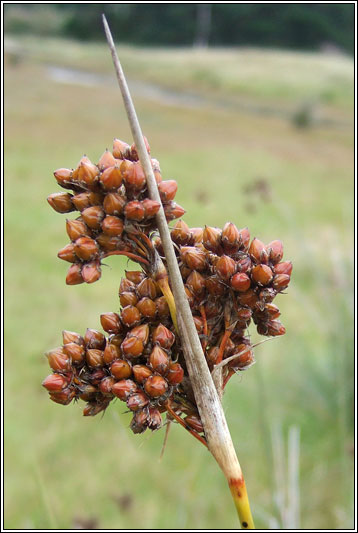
[[102, 15, 255, 529]]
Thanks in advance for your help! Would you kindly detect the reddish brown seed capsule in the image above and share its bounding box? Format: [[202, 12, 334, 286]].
[[63, 342, 85, 364], [72, 191, 103, 212], [100, 165, 123, 190], [47, 192, 74, 214], [193, 315, 204, 333], [120, 291, 138, 307], [274, 261, 293, 276], [180, 246, 207, 271], [124, 162, 146, 191], [127, 392, 150, 412], [100, 312, 122, 334], [49, 387, 76, 405], [110, 359, 132, 379], [236, 307, 252, 325], [113, 138, 131, 159], [130, 410, 149, 433], [82, 262, 101, 284], [103, 192, 126, 215], [155, 296, 169, 318], [185, 414, 204, 433], [267, 320, 286, 336], [266, 240, 283, 264], [112, 379, 138, 400], [272, 274, 290, 291], [141, 198, 161, 218], [98, 149, 117, 171], [237, 255, 252, 273], [54, 168, 72, 188], [144, 375, 168, 398], [129, 325, 150, 346], [74, 236, 98, 261], [229, 344, 254, 369], [136, 297, 157, 319], [121, 336, 144, 359], [46, 348, 70, 372], [119, 278, 136, 293], [167, 362, 184, 385], [215, 255, 236, 280], [124, 200, 145, 221], [184, 286, 195, 307], [149, 345, 170, 375], [103, 342, 121, 364], [238, 227, 251, 250], [130, 136, 150, 160], [147, 407, 162, 430], [86, 349, 104, 367], [84, 329, 106, 350], [152, 323, 175, 349], [66, 219, 90, 241], [62, 330, 84, 345], [96, 233, 120, 252], [237, 289, 259, 308], [57, 243, 77, 263], [203, 226, 222, 253], [164, 202, 186, 221], [171, 220, 191, 246], [125, 270, 146, 284], [66, 263, 84, 285], [75, 158, 99, 189], [265, 303, 281, 318], [83, 401, 110, 417], [158, 180, 178, 202], [120, 306, 141, 328], [98, 376, 115, 396], [81, 206, 105, 230], [190, 227, 204, 244], [137, 278, 158, 300], [42, 373, 68, 392], [205, 276, 226, 296], [251, 264, 273, 286], [101, 215, 124, 237], [79, 384, 97, 401], [132, 364, 153, 384], [186, 271, 206, 295], [249, 238, 269, 264], [221, 222, 241, 252], [231, 272, 251, 292]]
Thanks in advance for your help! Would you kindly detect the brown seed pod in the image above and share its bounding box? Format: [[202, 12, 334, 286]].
[[274, 261, 293, 276], [112, 379, 138, 400], [74, 236, 99, 261], [42, 373, 69, 392], [144, 375, 168, 398], [66, 219, 90, 241], [152, 324, 175, 349], [231, 272, 251, 292], [84, 329, 106, 350], [158, 180, 178, 202], [249, 238, 269, 264], [237, 289, 259, 308], [205, 276, 226, 296], [136, 297, 157, 319], [86, 349, 104, 367], [180, 246, 207, 271], [98, 149, 117, 171], [132, 364, 153, 384], [137, 278, 158, 300], [101, 216, 124, 237], [127, 392, 149, 411], [113, 138, 131, 159], [267, 320, 286, 336], [46, 348, 70, 372], [103, 192, 126, 215], [47, 192, 74, 214], [62, 330, 84, 345], [266, 240, 283, 264], [119, 278, 136, 293], [171, 220, 191, 246], [54, 168, 72, 188], [100, 165, 123, 190], [166, 362, 184, 385], [57, 243, 77, 263], [124, 200, 145, 221], [272, 274, 290, 291], [147, 407, 162, 430], [72, 191, 103, 212], [66, 263, 84, 285], [121, 336, 144, 359], [63, 341, 85, 364], [120, 291, 138, 307], [103, 342, 121, 364], [81, 206, 105, 230], [81, 261, 101, 285], [99, 376, 116, 396], [251, 264, 273, 286], [185, 414, 204, 433], [100, 312, 122, 334], [49, 387, 76, 406], [120, 306, 142, 328], [142, 198, 161, 218], [203, 226, 222, 253], [110, 359, 132, 379], [149, 345, 170, 375], [125, 270, 146, 284], [221, 222, 241, 253], [215, 255, 236, 280], [186, 271, 206, 295], [164, 202, 186, 221], [123, 161, 146, 192]]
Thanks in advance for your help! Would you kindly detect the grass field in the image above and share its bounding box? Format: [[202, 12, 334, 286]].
[[4, 35, 354, 529]]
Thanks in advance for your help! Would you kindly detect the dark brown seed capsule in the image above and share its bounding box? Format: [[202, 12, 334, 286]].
[[231, 272, 251, 292], [113, 138, 131, 159], [149, 345, 170, 375], [74, 236, 98, 261], [66, 263, 84, 285], [103, 342, 121, 364], [267, 320, 286, 336], [238, 227, 251, 251], [144, 375, 168, 398], [84, 329, 106, 350], [229, 344, 254, 369], [47, 192, 74, 213], [49, 387, 76, 405], [155, 296, 170, 318], [66, 219, 90, 241], [124, 200, 145, 221], [103, 192, 126, 215], [42, 373, 68, 392], [266, 240, 283, 264], [158, 180, 178, 202], [205, 276, 226, 296], [237, 256, 252, 273], [81, 261, 101, 285], [112, 379, 138, 400], [152, 324, 175, 349], [46, 348, 70, 372], [215, 255, 236, 280], [132, 364, 153, 384], [237, 289, 259, 308], [98, 149, 117, 171], [79, 384, 97, 401], [185, 414, 204, 433], [136, 297, 157, 319], [186, 271, 206, 295], [120, 306, 141, 328], [272, 274, 290, 291], [130, 409, 149, 434], [258, 287, 276, 304], [265, 303, 281, 319], [251, 264, 273, 286], [167, 362, 184, 385], [180, 246, 207, 271], [81, 206, 105, 230], [83, 401, 109, 417], [137, 278, 158, 300], [99, 376, 116, 396], [274, 261, 293, 276], [86, 349, 104, 367], [236, 307, 252, 325], [127, 392, 149, 412], [147, 407, 162, 430], [203, 226, 222, 253], [121, 336, 144, 359], [63, 342, 85, 364], [110, 359, 132, 379], [100, 165, 123, 190], [57, 243, 77, 263], [193, 315, 204, 333], [100, 312, 122, 334], [101, 216, 124, 237]]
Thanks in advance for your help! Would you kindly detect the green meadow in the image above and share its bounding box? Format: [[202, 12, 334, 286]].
[[4, 35, 354, 529]]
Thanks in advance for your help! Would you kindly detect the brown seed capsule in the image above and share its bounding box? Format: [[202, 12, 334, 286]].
[[237, 255, 252, 273], [113, 138, 131, 159], [100, 312, 122, 334], [81, 206, 105, 230], [158, 180, 178, 202], [49, 387, 76, 405], [132, 364, 153, 384], [251, 264, 273, 286], [66, 218, 90, 241], [110, 359, 132, 379], [82, 262, 101, 284], [215, 255, 236, 280], [123, 161, 146, 191], [186, 271, 206, 295], [164, 202, 186, 221], [103, 192, 126, 215], [171, 220, 191, 246], [267, 320, 286, 336], [58, 243, 77, 263], [66, 263, 84, 285], [103, 342, 121, 364], [112, 379, 138, 400], [147, 407, 162, 430], [72, 191, 103, 211], [120, 291, 138, 307], [100, 165, 123, 190], [193, 315, 204, 333], [144, 375, 168, 398], [231, 272, 251, 292], [205, 276, 226, 296], [237, 289, 259, 308], [79, 384, 97, 401], [205, 298, 222, 318], [98, 149, 117, 170], [100, 216, 123, 238], [120, 278, 136, 293], [125, 270, 145, 284], [136, 297, 157, 319], [266, 240, 283, 265], [95, 233, 118, 252], [120, 306, 141, 328], [203, 226, 222, 253], [229, 344, 254, 369], [86, 349, 104, 367], [180, 246, 207, 271], [42, 373, 68, 392], [265, 303, 281, 319], [62, 330, 84, 345], [46, 348, 70, 371], [127, 392, 150, 412], [124, 200, 145, 221], [83, 400, 110, 417], [54, 168, 72, 188], [84, 329, 106, 350], [185, 414, 204, 433], [190, 227, 204, 244], [47, 192, 74, 214], [238, 227, 250, 250], [167, 362, 184, 385], [258, 287, 276, 304], [130, 409, 149, 433], [272, 274, 290, 291], [184, 286, 195, 307], [130, 136, 150, 160], [221, 222, 241, 252], [249, 238, 269, 264], [152, 323, 175, 349], [236, 307, 252, 325], [274, 261, 293, 276], [99, 376, 116, 396], [74, 236, 98, 261], [142, 198, 161, 218], [137, 278, 158, 300], [155, 296, 170, 318], [149, 345, 170, 375], [76, 158, 99, 189], [121, 336, 144, 359], [63, 342, 85, 364]]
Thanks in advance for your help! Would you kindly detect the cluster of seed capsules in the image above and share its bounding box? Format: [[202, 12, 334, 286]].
[[47, 137, 185, 285], [42, 290, 188, 434]]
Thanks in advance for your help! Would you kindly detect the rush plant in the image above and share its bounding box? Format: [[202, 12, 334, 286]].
[[42, 16, 292, 529]]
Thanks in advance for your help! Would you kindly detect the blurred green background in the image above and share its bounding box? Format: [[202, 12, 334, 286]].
[[4, 3, 354, 530]]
